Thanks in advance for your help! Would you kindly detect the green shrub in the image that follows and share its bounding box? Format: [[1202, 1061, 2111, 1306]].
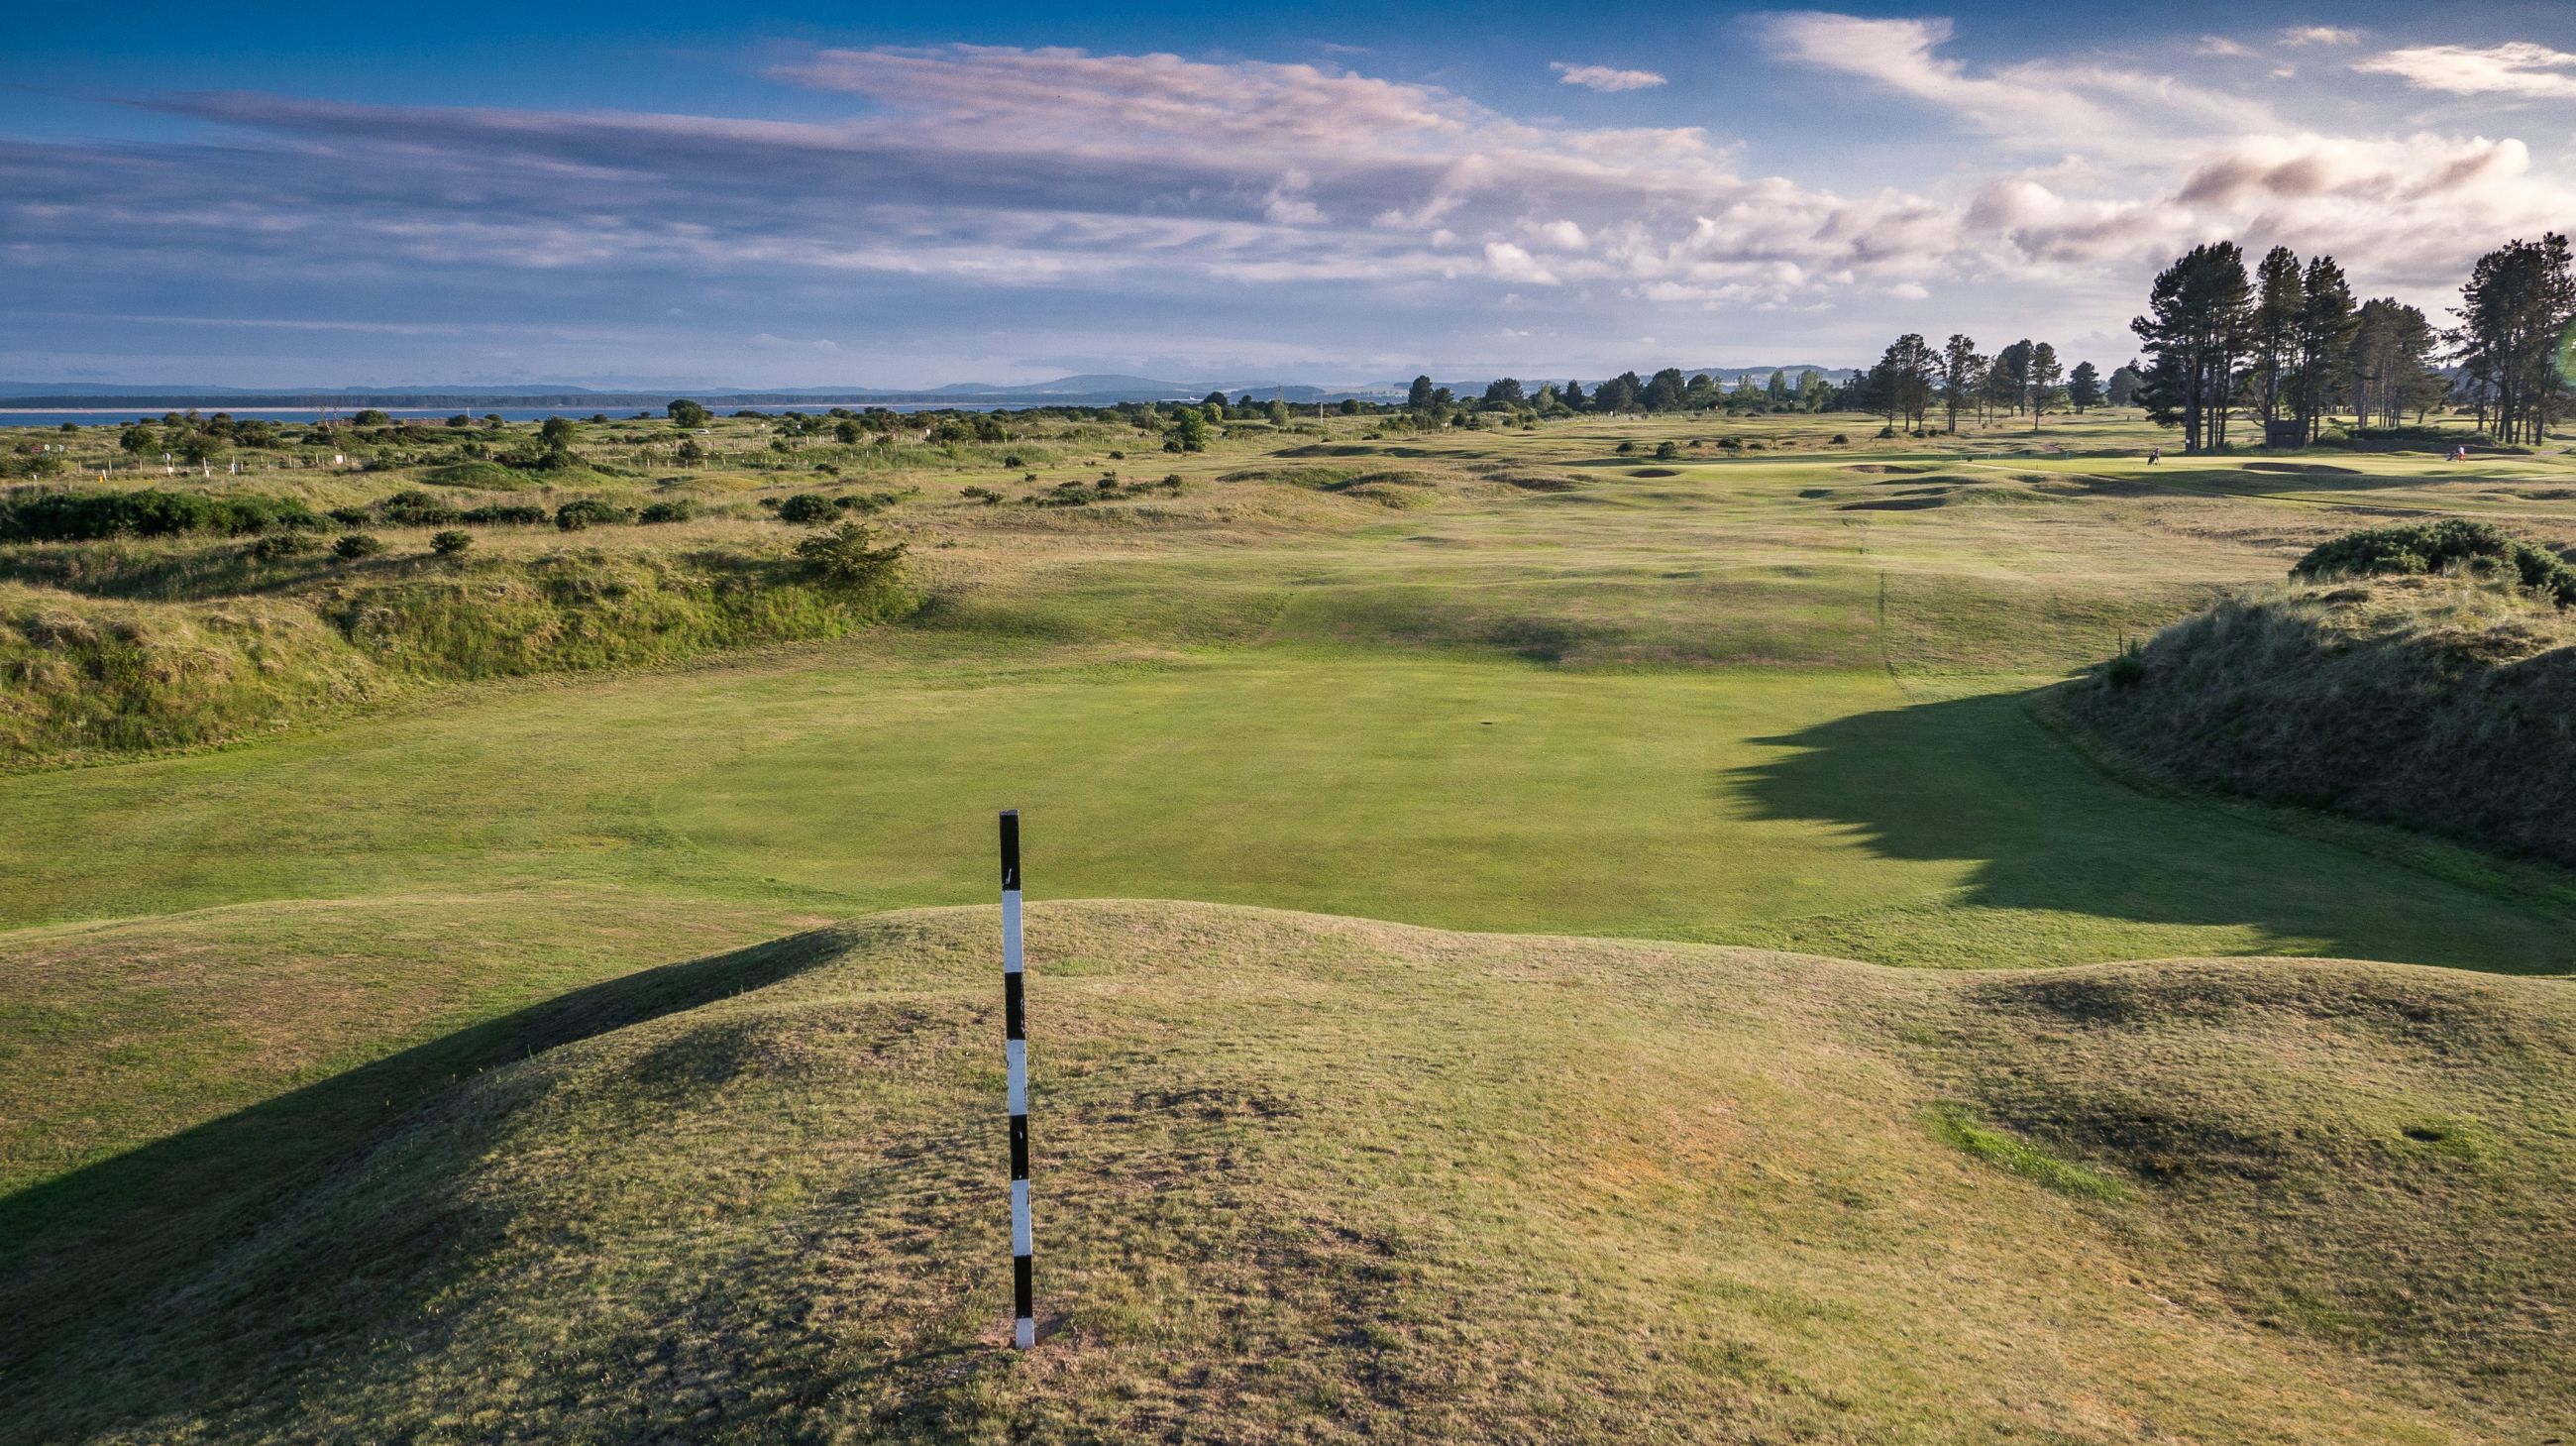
[[1614, 440, 1637, 455], [377, 490, 464, 526], [328, 507, 371, 528], [776, 493, 837, 524], [554, 499, 632, 531], [334, 532, 385, 560], [430, 530, 474, 557], [793, 520, 908, 589], [636, 500, 695, 524], [249, 532, 318, 560], [0, 489, 325, 542], [462, 504, 548, 525], [2293, 519, 2576, 606]]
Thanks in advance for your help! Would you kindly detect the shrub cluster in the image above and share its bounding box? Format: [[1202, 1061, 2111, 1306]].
[[2293, 519, 2576, 606], [0, 488, 325, 542]]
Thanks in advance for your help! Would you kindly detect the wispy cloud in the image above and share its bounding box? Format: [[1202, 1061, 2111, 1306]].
[[1761, 12, 2273, 139], [2356, 42, 2576, 99], [2282, 26, 2363, 48], [1551, 61, 1666, 93]]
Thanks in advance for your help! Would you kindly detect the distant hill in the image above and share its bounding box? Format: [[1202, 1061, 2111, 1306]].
[[0, 366, 1856, 412]]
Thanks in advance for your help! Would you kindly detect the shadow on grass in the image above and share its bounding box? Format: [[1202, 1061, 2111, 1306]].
[[0, 926, 851, 1428], [1732, 690, 2574, 973]]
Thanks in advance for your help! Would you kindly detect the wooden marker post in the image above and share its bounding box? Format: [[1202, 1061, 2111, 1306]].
[[1000, 810, 1035, 1349]]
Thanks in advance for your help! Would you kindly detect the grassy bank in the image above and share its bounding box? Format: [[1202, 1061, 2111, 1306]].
[[2057, 573, 2576, 865], [0, 548, 913, 760]]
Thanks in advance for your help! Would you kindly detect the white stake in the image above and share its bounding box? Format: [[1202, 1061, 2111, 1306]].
[[1001, 810, 1035, 1349]]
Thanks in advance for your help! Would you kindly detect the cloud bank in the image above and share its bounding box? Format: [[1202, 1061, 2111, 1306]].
[[3, 17, 2570, 382]]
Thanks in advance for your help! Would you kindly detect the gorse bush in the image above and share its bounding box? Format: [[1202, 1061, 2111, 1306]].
[[430, 530, 473, 557], [554, 499, 632, 531], [462, 504, 548, 525], [776, 493, 837, 524], [0, 489, 325, 543], [793, 520, 908, 590], [2293, 520, 2576, 606], [377, 490, 464, 527], [333, 533, 385, 560], [635, 500, 694, 524]]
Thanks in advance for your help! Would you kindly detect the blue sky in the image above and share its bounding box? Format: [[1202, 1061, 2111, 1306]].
[[7, 1, 2575, 388]]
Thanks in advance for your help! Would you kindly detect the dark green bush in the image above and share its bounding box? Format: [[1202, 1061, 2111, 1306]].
[[333, 532, 385, 560], [776, 493, 837, 524], [2293, 520, 2576, 606], [377, 490, 464, 526], [249, 531, 318, 560], [430, 529, 473, 556], [462, 504, 548, 525], [636, 500, 695, 524], [554, 499, 633, 531], [328, 507, 371, 528]]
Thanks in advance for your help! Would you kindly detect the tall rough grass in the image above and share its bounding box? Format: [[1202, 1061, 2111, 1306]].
[[0, 551, 917, 762], [2059, 574, 2576, 863]]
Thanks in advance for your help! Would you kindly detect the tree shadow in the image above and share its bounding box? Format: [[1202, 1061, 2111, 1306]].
[[1729, 690, 2572, 973], [0, 925, 854, 1424]]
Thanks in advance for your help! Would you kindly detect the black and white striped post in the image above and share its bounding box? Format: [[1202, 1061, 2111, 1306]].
[[1000, 810, 1036, 1350]]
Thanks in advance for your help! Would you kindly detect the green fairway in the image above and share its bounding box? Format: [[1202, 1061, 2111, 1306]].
[[5, 641, 2569, 973]]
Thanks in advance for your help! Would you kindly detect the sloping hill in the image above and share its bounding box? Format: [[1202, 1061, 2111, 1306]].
[[5, 902, 2571, 1443]]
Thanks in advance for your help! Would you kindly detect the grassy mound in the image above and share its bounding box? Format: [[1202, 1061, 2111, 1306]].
[[6, 901, 2568, 1443], [2058, 574, 2576, 863], [0, 553, 916, 761]]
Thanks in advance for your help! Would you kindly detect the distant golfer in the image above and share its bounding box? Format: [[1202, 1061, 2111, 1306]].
[[2148, 446, 2160, 465]]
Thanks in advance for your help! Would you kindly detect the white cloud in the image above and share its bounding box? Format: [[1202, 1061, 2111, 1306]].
[[1263, 169, 1326, 225], [1483, 242, 1560, 285], [2196, 36, 2257, 59], [1551, 61, 1667, 93], [2282, 26, 2362, 48], [1531, 219, 1589, 250], [2356, 42, 2576, 99]]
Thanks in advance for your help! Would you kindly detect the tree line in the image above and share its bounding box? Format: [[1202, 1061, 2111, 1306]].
[[2126, 234, 2567, 452], [1853, 335, 2135, 437], [1405, 367, 1845, 420]]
